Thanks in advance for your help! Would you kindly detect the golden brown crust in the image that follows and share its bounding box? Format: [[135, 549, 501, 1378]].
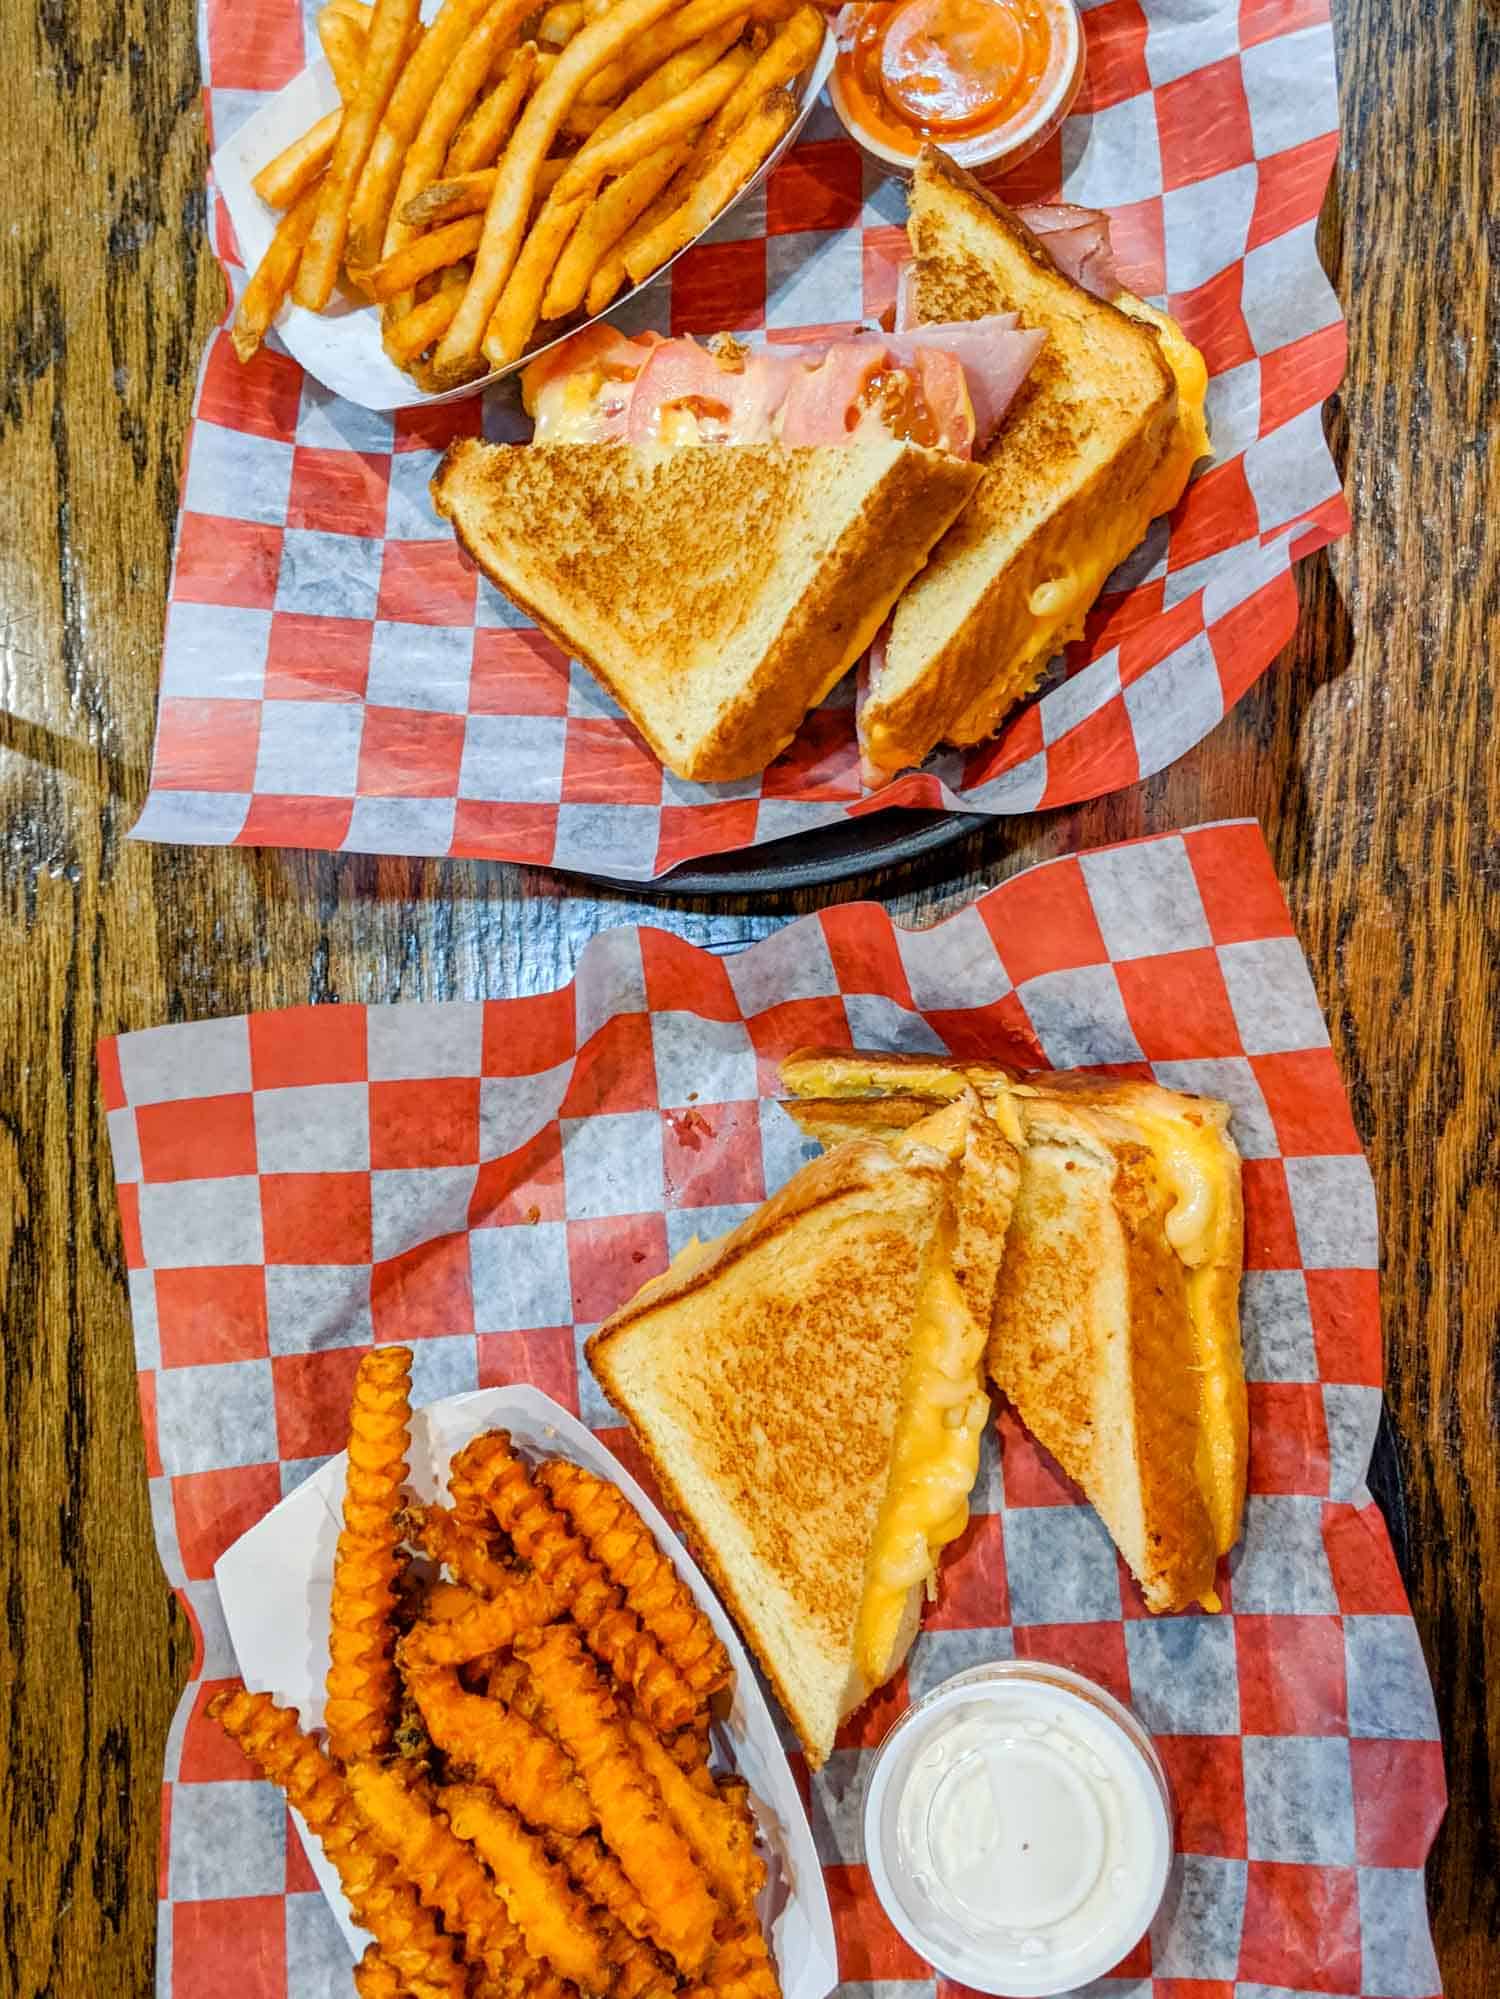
[[431, 440, 979, 781], [863, 147, 1181, 775]]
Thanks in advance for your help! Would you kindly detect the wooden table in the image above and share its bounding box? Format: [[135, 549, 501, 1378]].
[[2, 0, 1494, 1990]]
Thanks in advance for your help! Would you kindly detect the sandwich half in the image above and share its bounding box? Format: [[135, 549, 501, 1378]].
[[587, 1094, 1019, 1767], [779, 1049, 1246, 1613], [430, 436, 980, 783], [859, 148, 1211, 778]]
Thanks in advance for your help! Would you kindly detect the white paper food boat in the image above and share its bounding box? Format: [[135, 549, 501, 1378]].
[[215, 1384, 839, 1999], [214, 31, 837, 409]]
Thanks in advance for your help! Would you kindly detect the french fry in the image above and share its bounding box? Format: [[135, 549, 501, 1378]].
[[209, 1689, 468, 1999], [322, 0, 377, 27], [482, 191, 588, 365], [542, 138, 691, 318], [445, 41, 538, 173], [441, 1784, 617, 1989], [253, 109, 343, 210], [552, 48, 751, 201], [625, 1717, 766, 1912], [689, 0, 820, 167], [401, 1567, 558, 1667], [346, 1761, 546, 1992], [541, 1459, 731, 1700], [407, 1664, 596, 1833], [403, 168, 496, 228], [296, 0, 422, 309], [431, 0, 687, 384], [346, 0, 500, 271], [679, 1920, 781, 1999], [232, 177, 324, 361], [582, 15, 747, 142], [538, 0, 585, 43], [363, 215, 484, 301], [449, 1433, 700, 1727], [520, 1621, 719, 1975], [623, 87, 793, 284], [551, 1831, 659, 1949], [352, 1947, 404, 1999], [324, 1344, 412, 1763], [579, 0, 752, 105], [402, 1499, 513, 1595], [319, 6, 370, 100]]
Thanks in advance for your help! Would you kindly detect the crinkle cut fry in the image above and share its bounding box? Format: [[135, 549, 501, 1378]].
[[540, 1460, 731, 1700], [517, 1620, 719, 1975], [353, 1946, 405, 1999], [625, 1717, 766, 1913], [451, 1433, 699, 1729], [407, 1664, 594, 1834], [401, 1568, 558, 1668], [403, 1499, 516, 1596], [549, 1831, 658, 1948], [679, 1920, 781, 1999], [439, 1783, 617, 1991], [208, 1688, 466, 1999], [345, 1759, 552, 1993], [326, 1344, 413, 1764]]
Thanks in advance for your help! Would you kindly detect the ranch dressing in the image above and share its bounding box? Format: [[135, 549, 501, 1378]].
[[863, 1662, 1172, 1995]]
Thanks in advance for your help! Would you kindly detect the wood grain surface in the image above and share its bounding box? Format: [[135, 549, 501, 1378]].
[[1, 0, 1494, 1991]]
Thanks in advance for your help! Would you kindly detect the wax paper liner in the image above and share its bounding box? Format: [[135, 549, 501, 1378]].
[[214, 1383, 837, 1991], [134, 0, 1351, 880], [101, 820, 1445, 1996]]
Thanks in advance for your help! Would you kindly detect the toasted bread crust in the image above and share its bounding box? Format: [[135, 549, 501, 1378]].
[[432, 439, 979, 782], [862, 148, 1181, 775]]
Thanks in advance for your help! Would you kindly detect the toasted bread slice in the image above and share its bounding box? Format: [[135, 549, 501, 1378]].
[[587, 1100, 1016, 1766], [431, 438, 980, 783], [780, 1048, 1247, 1605], [859, 149, 1194, 777]]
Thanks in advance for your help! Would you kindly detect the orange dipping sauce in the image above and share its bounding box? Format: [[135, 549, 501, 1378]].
[[831, 0, 1082, 172]]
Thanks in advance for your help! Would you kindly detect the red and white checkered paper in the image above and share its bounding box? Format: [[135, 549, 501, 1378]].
[[134, 0, 1351, 880], [103, 821, 1444, 1998]]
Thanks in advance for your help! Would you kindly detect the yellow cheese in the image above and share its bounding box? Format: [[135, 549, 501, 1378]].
[[856, 1253, 989, 1686], [1116, 294, 1212, 519]]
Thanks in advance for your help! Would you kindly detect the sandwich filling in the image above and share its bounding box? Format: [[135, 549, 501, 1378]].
[[855, 1201, 991, 1687], [521, 319, 1043, 457]]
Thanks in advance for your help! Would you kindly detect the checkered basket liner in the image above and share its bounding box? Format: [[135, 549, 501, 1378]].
[[102, 821, 1444, 1997], [134, 0, 1351, 879]]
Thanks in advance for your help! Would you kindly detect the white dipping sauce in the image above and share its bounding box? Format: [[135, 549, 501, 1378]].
[[863, 1663, 1172, 1995]]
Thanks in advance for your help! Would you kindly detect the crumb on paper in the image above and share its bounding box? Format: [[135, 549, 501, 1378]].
[[524, 1204, 541, 1224]]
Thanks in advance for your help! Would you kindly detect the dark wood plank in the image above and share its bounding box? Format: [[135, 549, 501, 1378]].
[[0, 0, 1493, 1990]]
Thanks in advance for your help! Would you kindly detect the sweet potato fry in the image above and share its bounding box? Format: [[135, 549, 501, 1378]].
[[550, 1830, 658, 1947], [352, 1947, 404, 1999], [518, 1621, 719, 1974], [400, 1567, 558, 1668], [441, 1783, 616, 1989], [319, 6, 370, 100], [450, 1434, 698, 1728], [253, 109, 343, 210], [209, 1688, 467, 1999], [346, 1760, 543, 1990], [233, 179, 324, 362], [679, 1920, 781, 1999], [403, 1500, 513, 1595], [552, 50, 751, 202], [579, 0, 752, 105], [296, 0, 422, 310], [347, 0, 500, 270], [446, 41, 538, 172], [431, 0, 687, 384], [622, 87, 792, 285], [324, 1344, 412, 1764], [541, 1460, 731, 1700], [625, 1717, 766, 1912], [407, 1663, 594, 1833], [362, 214, 484, 299], [542, 139, 692, 318]]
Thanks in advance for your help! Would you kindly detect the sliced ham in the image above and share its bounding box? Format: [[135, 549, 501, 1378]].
[[882, 317, 1038, 449], [1014, 201, 1122, 301]]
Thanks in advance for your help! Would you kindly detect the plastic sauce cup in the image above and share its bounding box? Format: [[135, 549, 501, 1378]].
[[829, 0, 1084, 178], [863, 1661, 1173, 1995]]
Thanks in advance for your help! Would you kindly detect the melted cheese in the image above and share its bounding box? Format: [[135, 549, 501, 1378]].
[[1116, 294, 1212, 520], [856, 1255, 989, 1686]]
